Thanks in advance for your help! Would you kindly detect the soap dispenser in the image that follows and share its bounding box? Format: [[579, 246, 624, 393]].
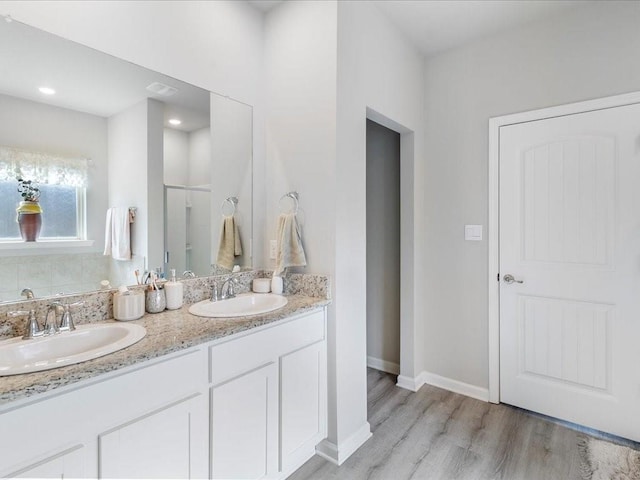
[[165, 269, 184, 310]]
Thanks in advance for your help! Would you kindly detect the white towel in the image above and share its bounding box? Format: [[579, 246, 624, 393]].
[[216, 216, 242, 270], [275, 213, 307, 276], [103, 207, 131, 261]]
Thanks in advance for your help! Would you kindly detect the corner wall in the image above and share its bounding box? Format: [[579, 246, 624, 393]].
[[422, 1, 640, 391], [330, 0, 425, 463]]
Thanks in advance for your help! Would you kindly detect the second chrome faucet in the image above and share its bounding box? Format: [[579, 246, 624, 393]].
[[210, 278, 240, 302]]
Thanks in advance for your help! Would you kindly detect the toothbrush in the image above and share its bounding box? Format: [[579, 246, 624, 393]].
[[135, 269, 140, 285]]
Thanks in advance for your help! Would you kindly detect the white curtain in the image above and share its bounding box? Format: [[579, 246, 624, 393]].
[[0, 145, 88, 187]]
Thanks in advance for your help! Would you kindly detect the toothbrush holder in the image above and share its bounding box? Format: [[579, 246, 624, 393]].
[[145, 288, 166, 313]]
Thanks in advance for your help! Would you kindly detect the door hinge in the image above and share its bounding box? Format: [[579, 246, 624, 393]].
[[497, 273, 500, 282]]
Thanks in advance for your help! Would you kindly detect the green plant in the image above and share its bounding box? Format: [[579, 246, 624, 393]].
[[16, 177, 40, 202]]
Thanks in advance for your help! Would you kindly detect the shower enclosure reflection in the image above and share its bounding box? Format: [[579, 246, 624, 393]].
[[164, 185, 211, 278]]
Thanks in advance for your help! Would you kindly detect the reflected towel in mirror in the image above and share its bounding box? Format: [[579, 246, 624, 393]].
[[275, 213, 307, 276], [217, 216, 242, 270], [103, 207, 132, 261]]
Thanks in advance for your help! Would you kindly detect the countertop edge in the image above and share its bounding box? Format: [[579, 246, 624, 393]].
[[0, 295, 330, 410]]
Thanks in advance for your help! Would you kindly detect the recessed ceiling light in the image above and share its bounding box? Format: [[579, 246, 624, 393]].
[[168, 118, 182, 126], [38, 86, 56, 95]]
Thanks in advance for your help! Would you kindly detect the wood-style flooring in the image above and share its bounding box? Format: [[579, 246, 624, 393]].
[[289, 368, 627, 480]]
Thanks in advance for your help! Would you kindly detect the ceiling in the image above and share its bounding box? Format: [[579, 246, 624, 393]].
[[372, 0, 592, 57], [249, 0, 593, 57], [0, 17, 210, 132]]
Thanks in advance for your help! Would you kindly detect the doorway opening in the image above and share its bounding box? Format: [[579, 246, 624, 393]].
[[366, 119, 401, 376]]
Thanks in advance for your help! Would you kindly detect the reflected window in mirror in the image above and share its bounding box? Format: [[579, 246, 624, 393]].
[[0, 146, 88, 241]]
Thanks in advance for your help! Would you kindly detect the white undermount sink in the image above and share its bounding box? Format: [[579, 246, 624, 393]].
[[189, 293, 288, 318], [0, 322, 146, 376]]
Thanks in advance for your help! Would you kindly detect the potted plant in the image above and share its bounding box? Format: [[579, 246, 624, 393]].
[[15, 177, 42, 242]]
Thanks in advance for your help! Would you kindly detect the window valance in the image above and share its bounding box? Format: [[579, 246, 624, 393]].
[[0, 145, 88, 188]]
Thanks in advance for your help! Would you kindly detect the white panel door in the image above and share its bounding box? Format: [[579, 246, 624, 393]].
[[500, 102, 640, 441]]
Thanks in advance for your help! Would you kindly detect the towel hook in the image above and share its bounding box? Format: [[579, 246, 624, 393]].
[[221, 196, 238, 216], [278, 191, 299, 215]]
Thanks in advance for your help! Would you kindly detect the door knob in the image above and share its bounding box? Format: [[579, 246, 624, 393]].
[[503, 274, 524, 284]]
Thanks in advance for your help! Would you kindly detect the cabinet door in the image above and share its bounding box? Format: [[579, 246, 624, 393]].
[[7, 445, 85, 479], [211, 362, 278, 480], [99, 393, 207, 479], [280, 341, 327, 473]]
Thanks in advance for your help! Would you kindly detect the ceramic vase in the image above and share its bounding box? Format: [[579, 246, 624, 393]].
[[16, 201, 43, 242]]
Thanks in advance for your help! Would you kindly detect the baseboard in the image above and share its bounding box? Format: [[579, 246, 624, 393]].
[[316, 422, 372, 466], [396, 372, 427, 392], [367, 356, 400, 375], [397, 371, 489, 402]]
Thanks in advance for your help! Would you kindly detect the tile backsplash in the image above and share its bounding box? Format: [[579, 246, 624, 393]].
[[0, 252, 110, 302], [0, 270, 330, 340]]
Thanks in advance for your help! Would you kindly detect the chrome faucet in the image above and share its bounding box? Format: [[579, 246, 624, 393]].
[[210, 280, 220, 302], [210, 278, 239, 302], [8, 310, 42, 339], [43, 303, 60, 336], [21, 288, 34, 300], [59, 301, 83, 332], [8, 301, 84, 340], [220, 277, 239, 300]]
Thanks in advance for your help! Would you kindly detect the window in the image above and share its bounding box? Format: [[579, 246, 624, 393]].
[[0, 146, 88, 241]]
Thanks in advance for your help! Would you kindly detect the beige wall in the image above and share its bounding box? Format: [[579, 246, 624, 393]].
[[422, 1, 640, 389]]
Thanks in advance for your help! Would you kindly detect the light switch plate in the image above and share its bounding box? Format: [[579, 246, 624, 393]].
[[465, 225, 483, 241]]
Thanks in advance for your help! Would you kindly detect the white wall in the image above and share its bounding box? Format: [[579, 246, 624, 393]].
[[210, 94, 253, 269], [264, 1, 337, 275], [107, 99, 151, 282], [146, 98, 165, 273], [164, 128, 189, 186], [263, 0, 341, 456], [189, 127, 212, 187], [422, 1, 640, 390], [188, 128, 213, 273], [366, 119, 400, 372]]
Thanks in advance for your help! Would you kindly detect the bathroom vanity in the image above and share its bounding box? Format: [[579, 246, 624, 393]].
[[0, 293, 328, 479]]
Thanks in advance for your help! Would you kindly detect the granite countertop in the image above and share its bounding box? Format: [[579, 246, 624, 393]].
[[0, 295, 329, 408]]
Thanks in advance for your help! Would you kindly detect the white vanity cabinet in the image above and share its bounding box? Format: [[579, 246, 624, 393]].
[[0, 349, 209, 479], [11, 445, 86, 479], [0, 306, 327, 480], [209, 309, 327, 480], [98, 392, 208, 479]]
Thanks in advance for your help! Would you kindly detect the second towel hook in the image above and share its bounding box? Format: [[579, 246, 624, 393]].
[[221, 196, 238, 216], [279, 191, 299, 215]]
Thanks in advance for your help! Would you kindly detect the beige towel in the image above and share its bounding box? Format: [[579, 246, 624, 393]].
[[275, 213, 307, 276], [216, 216, 242, 270]]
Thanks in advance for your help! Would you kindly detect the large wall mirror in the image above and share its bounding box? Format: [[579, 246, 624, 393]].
[[0, 18, 252, 303]]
